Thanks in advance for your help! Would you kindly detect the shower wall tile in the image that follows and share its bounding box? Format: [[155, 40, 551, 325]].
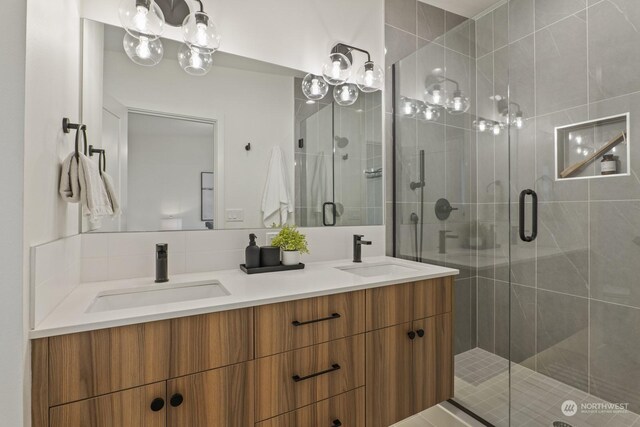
[[385, 113, 393, 203], [444, 49, 473, 130], [588, 0, 640, 102], [445, 126, 472, 204], [590, 300, 640, 413], [494, 203, 536, 287], [476, 132, 496, 204], [475, 12, 494, 58], [495, 282, 536, 368], [535, 15, 588, 115], [509, 120, 536, 200], [445, 16, 473, 57], [417, 2, 445, 42], [493, 4, 509, 50], [534, 107, 589, 201], [454, 277, 477, 355], [590, 201, 640, 309], [535, 0, 586, 30], [385, 24, 417, 67], [536, 289, 589, 393], [417, 120, 446, 200], [476, 53, 495, 121], [509, 0, 535, 41], [588, 92, 640, 201], [385, 0, 417, 34], [536, 202, 589, 297], [506, 35, 535, 119], [477, 277, 496, 353]]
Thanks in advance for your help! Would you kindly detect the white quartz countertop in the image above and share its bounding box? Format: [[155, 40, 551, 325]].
[[30, 256, 458, 339]]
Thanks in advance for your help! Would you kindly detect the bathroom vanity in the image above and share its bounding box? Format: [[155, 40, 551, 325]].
[[31, 258, 457, 427]]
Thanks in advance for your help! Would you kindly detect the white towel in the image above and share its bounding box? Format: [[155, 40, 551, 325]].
[[59, 152, 114, 226], [261, 146, 293, 227], [310, 152, 332, 213]]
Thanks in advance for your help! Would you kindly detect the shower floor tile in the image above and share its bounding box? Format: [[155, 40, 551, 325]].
[[453, 348, 640, 426]]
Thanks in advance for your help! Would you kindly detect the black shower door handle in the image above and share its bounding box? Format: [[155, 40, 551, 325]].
[[323, 202, 337, 226], [519, 189, 538, 242]]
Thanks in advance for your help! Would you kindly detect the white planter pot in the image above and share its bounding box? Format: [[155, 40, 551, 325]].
[[282, 250, 300, 266]]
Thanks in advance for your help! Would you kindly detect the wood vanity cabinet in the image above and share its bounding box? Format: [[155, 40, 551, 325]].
[[32, 277, 454, 427]]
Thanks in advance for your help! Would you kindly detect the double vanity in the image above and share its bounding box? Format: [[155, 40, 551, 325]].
[[31, 257, 457, 427]]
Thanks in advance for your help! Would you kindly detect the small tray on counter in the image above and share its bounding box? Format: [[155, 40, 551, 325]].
[[240, 263, 305, 274]]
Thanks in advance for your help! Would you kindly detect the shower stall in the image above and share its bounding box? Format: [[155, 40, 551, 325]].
[[391, 1, 640, 425]]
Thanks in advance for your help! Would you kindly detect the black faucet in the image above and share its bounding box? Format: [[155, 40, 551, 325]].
[[353, 235, 372, 263], [155, 244, 169, 283]]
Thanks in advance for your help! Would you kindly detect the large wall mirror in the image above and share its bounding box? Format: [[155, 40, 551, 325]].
[[81, 20, 383, 233]]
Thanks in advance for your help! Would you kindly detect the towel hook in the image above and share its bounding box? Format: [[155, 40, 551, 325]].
[[64, 118, 88, 160], [89, 145, 106, 175]]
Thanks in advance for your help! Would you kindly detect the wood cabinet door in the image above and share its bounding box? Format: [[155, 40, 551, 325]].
[[365, 282, 414, 331], [413, 276, 453, 320], [412, 313, 453, 413], [365, 323, 414, 427], [255, 388, 365, 427], [255, 291, 365, 357], [255, 335, 365, 421], [48, 321, 170, 405], [167, 361, 254, 427], [49, 382, 166, 427], [169, 308, 253, 377]]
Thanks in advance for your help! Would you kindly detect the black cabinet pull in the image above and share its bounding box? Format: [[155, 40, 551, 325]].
[[416, 329, 425, 338], [292, 313, 341, 327], [519, 189, 538, 242], [292, 363, 341, 382], [332, 420, 343, 427], [407, 331, 416, 340], [169, 393, 184, 407], [150, 398, 165, 412]]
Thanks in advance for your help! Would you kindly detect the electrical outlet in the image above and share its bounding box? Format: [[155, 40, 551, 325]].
[[225, 209, 244, 222], [266, 232, 278, 245]]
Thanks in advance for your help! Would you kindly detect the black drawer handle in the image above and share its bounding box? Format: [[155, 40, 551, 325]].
[[150, 397, 164, 412], [519, 189, 538, 242], [416, 329, 425, 338], [292, 313, 341, 327], [170, 393, 183, 407], [408, 331, 416, 340], [332, 420, 343, 427], [292, 363, 341, 382]]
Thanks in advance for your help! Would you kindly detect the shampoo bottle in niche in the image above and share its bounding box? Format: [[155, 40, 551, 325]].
[[245, 233, 260, 268]]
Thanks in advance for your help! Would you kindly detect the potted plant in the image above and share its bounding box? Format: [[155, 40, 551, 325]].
[[272, 224, 309, 266]]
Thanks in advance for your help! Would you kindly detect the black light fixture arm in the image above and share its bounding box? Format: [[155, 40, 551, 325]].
[[332, 43, 372, 63], [194, 0, 205, 12]]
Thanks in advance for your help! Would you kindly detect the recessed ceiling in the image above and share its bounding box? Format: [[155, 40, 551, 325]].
[[418, 0, 502, 18]]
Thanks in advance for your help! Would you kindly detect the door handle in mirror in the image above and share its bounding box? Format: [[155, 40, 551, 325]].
[[519, 189, 538, 242], [322, 202, 337, 226]]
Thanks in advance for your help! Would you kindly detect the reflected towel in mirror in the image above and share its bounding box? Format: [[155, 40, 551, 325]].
[[311, 152, 331, 213], [261, 146, 293, 227]]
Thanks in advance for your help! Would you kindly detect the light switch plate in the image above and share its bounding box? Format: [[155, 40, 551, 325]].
[[226, 208, 244, 222]]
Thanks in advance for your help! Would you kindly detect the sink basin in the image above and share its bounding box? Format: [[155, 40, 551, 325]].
[[337, 262, 419, 278], [86, 281, 230, 313]]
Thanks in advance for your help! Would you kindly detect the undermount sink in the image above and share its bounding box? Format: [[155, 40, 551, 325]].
[[86, 280, 230, 313], [337, 262, 419, 278]]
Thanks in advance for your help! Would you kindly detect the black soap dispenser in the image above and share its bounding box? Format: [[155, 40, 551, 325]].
[[245, 233, 260, 269]]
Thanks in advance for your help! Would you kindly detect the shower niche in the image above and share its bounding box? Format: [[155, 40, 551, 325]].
[[555, 113, 630, 180]]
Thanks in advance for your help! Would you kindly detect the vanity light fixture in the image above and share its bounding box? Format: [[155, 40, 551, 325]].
[[333, 83, 359, 106], [322, 52, 352, 85], [301, 74, 329, 101], [118, 0, 221, 76], [498, 99, 527, 130], [445, 89, 471, 115], [424, 84, 444, 107], [424, 74, 470, 114]]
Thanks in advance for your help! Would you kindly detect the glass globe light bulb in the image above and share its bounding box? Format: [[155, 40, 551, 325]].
[[425, 84, 444, 107], [333, 83, 359, 106], [445, 90, 470, 115], [119, 0, 164, 39], [400, 97, 417, 118], [123, 32, 163, 66], [420, 103, 440, 121], [182, 11, 221, 53], [177, 43, 213, 76], [322, 53, 352, 85], [302, 73, 329, 101], [493, 123, 502, 136], [477, 120, 487, 132], [355, 61, 384, 92]]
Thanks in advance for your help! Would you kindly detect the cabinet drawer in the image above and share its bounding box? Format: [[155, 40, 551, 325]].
[[49, 382, 166, 427], [255, 291, 365, 357], [413, 276, 453, 320], [365, 282, 413, 330], [48, 321, 170, 405], [256, 387, 365, 427], [256, 335, 365, 421], [170, 308, 253, 377]]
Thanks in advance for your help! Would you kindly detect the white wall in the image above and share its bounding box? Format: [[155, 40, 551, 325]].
[[81, 0, 385, 77], [0, 0, 26, 424], [103, 50, 294, 229]]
